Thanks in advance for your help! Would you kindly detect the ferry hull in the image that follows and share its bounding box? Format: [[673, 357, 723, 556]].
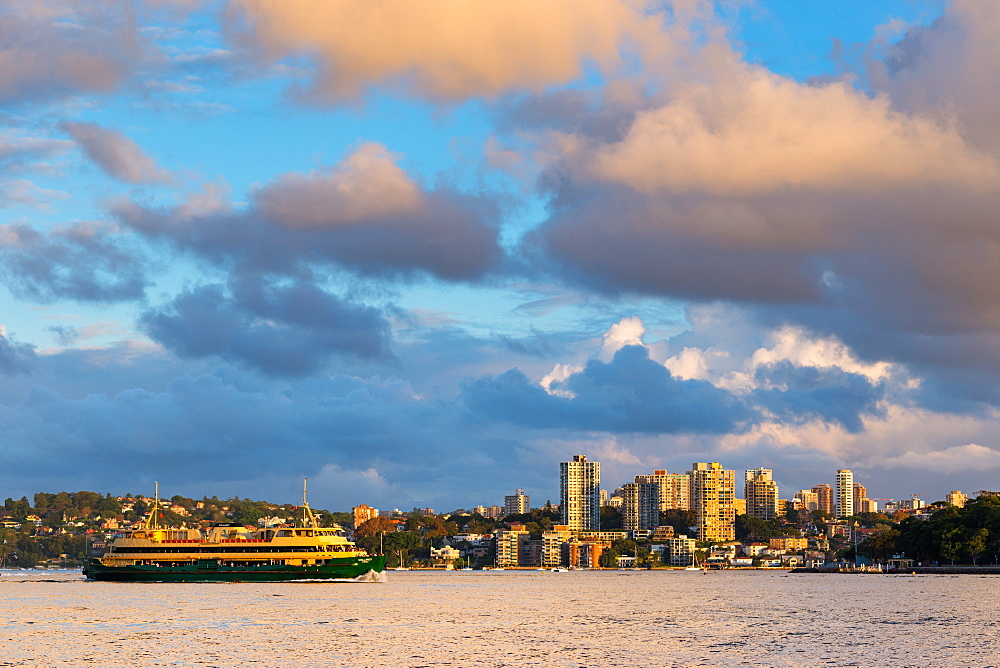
[[83, 555, 386, 582]]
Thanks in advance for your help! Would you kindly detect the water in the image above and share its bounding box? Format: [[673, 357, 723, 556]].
[[1, 569, 997, 667]]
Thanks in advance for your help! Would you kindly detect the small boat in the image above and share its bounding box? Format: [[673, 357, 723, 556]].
[[83, 481, 385, 582]]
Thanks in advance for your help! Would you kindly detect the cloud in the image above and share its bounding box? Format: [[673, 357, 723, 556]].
[[0, 179, 70, 209], [464, 344, 751, 434], [0, 132, 73, 172], [140, 275, 392, 375], [523, 37, 1000, 407], [877, 443, 1000, 475], [872, 0, 1000, 157], [0, 332, 36, 374], [0, 1, 148, 105], [226, 0, 670, 103], [0, 222, 148, 303], [254, 143, 420, 227], [116, 144, 504, 280], [61, 121, 171, 184], [600, 315, 646, 361]]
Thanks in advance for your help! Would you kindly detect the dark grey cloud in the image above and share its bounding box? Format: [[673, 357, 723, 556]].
[[0, 223, 148, 302], [0, 333, 36, 375], [60, 121, 171, 184], [463, 344, 751, 434], [749, 361, 887, 433], [140, 275, 392, 376], [115, 180, 504, 282], [0, 363, 521, 510]]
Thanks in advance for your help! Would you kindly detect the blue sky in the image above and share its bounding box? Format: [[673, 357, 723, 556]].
[[2, 0, 1000, 511]]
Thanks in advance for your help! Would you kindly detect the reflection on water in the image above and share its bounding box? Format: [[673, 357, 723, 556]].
[[2, 569, 998, 667]]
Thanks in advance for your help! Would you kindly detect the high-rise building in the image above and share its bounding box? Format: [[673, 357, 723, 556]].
[[352, 504, 379, 529], [946, 491, 967, 508], [688, 462, 736, 542], [812, 484, 834, 516], [635, 470, 690, 510], [622, 470, 691, 534], [621, 481, 660, 533], [745, 468, 779, 520], [560, 455, 601, 531], [504, 489, 530, 516], [852, 483, 866, 511], [495, 524, 530, 567], [793, 490, 819, 512], [836, 470, 854, 518]]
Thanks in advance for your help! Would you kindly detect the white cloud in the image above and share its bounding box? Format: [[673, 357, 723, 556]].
[[748, 326, 894, 384], [600, 316, 646, 361]]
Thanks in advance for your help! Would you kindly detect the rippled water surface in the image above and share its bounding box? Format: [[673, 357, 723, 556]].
[[2, 568, 998, 667]]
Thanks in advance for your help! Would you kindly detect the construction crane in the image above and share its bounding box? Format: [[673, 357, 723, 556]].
[[910, 493, 930, 498]]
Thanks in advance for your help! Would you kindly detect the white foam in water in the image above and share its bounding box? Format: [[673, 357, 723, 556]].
[[1, 570, 997, 667]]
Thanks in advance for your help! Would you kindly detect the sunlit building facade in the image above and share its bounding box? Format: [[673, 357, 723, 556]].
[[745, 468, 779, 521], [688, 462, 736, 542], [836, 470, 854, 518], [560, 455, 601, 531]]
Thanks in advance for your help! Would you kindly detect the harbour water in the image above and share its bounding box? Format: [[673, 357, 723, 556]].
[[2, 568, 997, 667]]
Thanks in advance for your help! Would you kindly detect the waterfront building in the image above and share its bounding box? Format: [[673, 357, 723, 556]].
[[565, 537, 609, 569], [494, 524, 530, 567], [352, 503, 379, 529], [946, 491, 967, 508], [541, 525, 573, 567], [666, 535, 698, 567], [504, 489, 530, 517], [745, 468, 779, 520], [688, 462, 736, 542], [560, 455, 601, 531], [836, 470, 854, 518], [811, 484, 834, 516]]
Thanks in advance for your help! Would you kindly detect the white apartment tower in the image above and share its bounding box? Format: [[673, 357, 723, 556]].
[[745, 468, 779, 520], [504, 489, 530, 516], [688, 462, 736, 542], [560, 455, 601, 531], [836, 469, 854, 518]]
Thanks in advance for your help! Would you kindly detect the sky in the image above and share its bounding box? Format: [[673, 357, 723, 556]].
[[2, 0, 999, 512]]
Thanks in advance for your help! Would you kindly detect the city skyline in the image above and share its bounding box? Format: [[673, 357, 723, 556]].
[[3, 1, 1000, 511]]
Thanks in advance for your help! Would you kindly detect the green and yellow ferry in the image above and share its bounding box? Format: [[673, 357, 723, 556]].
[[83, 486, 385, 582]]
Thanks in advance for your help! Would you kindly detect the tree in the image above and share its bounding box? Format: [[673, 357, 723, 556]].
[[966, 528, 989, 566], [600, 506, 623, 530], [355, 516, 398, 538], [859, 526, 900, 562], [598, 548, 620, 568]]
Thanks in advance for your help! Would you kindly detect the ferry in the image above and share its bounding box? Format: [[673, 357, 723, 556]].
[[83, 483, 385, 582]]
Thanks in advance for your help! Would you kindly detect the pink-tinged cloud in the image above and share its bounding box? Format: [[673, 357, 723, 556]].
[[571, 67, 998, 195], [116, 144, 503, 281], [524, 27, 1000, 399], [873, 0, 1000, 157], [60, 121, 171, 185], [227, 0, 671, 102], [0, 2, 147, 104], [254, 143, 421, 227]]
